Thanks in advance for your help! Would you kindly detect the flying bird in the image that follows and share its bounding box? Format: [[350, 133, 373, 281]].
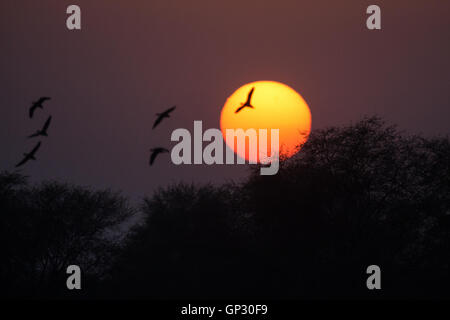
[[153, 106, 176, 129], [15, 142, 42, 168], [149, 147, 169, 166], [29, 97, 51, 118], [28, 116, 52, 138], [235, 87, 255, 113]]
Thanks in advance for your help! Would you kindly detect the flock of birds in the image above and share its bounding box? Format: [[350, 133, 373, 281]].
[[15, 97, 52, 167], [149, 87, 256, 166], [14, 87, 256, 168]]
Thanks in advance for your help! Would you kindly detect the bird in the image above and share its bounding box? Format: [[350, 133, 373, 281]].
[[153, 106, 176, 129], [28, 116, 52, 138], [149, 147, 169, 165], [235, 87, 255, 113], [15, 142, 42, 168], [29, 97, 51, 118]]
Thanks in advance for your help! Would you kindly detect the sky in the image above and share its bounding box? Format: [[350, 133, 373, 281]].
[[1, 0, 449, 199]]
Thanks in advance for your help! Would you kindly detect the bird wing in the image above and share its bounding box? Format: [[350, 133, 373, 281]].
[[42, 116, 52, 131], [29, 142, 42, 156], [15, 156, 29, 168], [38, 97, 51, 103], [246, 87, 255, 103], [29, 105, 36, 118], [152, 115, 164, 129], [235, 105, 245, 113], [153, 106, 176, 129], [150, 150, 159, 165], [28, 132, 40, 138], [149, 148, 169, 165], [164, 106, 176, 115]]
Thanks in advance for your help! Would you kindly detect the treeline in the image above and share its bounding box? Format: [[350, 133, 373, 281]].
[[1, 117, 449, 299]]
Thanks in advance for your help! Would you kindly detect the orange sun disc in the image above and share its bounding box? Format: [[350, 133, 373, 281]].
[[220, 81, 312, 163]]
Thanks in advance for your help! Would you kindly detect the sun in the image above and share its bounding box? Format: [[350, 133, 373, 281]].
[[220, 81, 312, 162]]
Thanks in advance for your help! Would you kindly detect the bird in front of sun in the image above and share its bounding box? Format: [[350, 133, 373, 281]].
[[235, 87, 255, 113], [153, 106, 176, 129], [15, 142, 42, 168], [28, 116, 52, 138], [221, 81, 312, 162], [149, 147, 169, 166], [29, 97, 51, 118]]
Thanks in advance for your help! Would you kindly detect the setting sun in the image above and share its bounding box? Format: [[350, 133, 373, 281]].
[[220, 81, 312, 162]]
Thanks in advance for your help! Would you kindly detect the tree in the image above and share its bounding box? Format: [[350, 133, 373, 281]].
[[0, 172, 135, 298], [3, 116, 449, 299], [244, 116, 450, 297], [109, 183, 251, 298]]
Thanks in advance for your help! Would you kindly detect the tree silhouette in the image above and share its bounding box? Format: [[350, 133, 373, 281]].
[[243, 116, 450, 298], [111, 116, 450, 298], [2, 116, 449, 299], [108, 183, 249, 298], [0, 172, 135, 298]]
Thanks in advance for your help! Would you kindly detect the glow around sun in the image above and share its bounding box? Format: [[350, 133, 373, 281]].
[[220, 81, 312, 162]]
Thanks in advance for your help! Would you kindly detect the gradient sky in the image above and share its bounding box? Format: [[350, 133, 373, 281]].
[[1, 0, 449, 199]]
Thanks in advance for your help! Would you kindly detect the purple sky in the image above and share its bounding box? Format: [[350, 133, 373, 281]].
[[1, 0, 449, 199]]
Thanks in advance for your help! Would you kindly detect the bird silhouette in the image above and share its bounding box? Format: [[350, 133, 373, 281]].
[[29, 97, 51, 118], [28, 116, 52, 138], [235, 87, 255, 113], [15, 142, 42, 168], [153, 106, 176, 129], [149, 147, 169, 165]]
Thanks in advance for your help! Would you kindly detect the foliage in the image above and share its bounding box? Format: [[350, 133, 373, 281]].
[[2, 117, 449, 298], [0, 173, 135, 297]]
